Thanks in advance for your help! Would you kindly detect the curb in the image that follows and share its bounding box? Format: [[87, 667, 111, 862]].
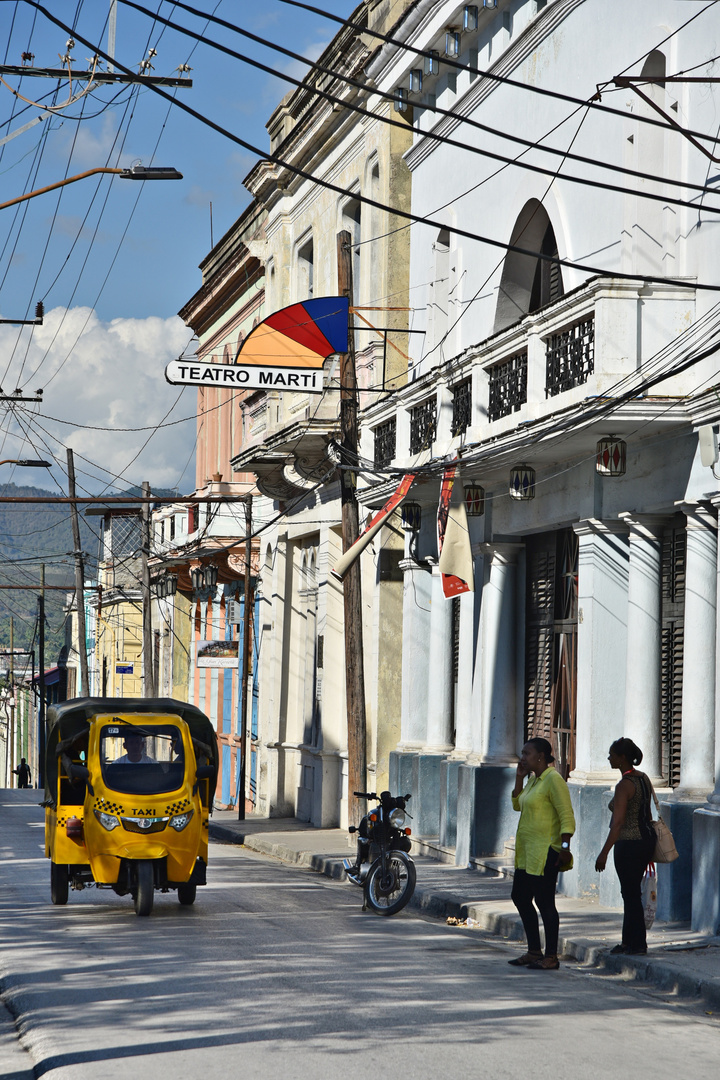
[[210, 822, 720, 1010]]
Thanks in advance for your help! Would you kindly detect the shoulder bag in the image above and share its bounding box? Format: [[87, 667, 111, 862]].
[[648, 782, 679, 863]]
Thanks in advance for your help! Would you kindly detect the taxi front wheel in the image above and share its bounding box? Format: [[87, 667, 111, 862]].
[[133, 861, 154, 917], [50, 863, 69, 905]]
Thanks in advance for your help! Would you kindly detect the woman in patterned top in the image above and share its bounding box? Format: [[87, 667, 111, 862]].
[[595, 738, 655, 955]]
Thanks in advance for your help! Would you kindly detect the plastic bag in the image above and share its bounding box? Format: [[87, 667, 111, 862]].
[[642, 864, 657, 929]]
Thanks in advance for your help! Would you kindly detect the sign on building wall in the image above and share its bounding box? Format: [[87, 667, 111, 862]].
[[115, 663, 134, 675], [165, 297, 348, 393], [196, 640, 239, 668]]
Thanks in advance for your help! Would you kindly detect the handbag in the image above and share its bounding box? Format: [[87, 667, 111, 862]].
[[642, 865, 658, 929], [649, 785, 679, 863]]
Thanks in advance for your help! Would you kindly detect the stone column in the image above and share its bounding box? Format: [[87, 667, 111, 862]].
[[477, 542, 524, 764], [425, 562, 455, 752], [677, 503, 717, 796], [571, 519, 629, 780], [398, 558, 432, 749], [619, 513, 665, 780]]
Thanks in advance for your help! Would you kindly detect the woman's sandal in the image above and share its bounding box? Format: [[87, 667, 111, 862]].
[[508, 952, 543, 967], [526, 955, 560, 970]]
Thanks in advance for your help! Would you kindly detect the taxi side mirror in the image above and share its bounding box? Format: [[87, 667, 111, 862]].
[[196, 764, 214, 780]]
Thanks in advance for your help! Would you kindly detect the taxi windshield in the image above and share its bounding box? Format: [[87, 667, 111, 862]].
[[100, 724, 184, 795]]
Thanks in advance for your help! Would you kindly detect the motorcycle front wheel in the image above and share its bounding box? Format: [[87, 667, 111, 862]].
[[365, 851, 416, 916]]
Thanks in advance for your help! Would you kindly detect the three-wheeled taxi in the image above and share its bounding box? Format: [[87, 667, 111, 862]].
[[44, 697, 218, 916]]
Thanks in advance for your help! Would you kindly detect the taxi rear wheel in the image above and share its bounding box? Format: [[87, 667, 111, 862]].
[[50, 862, 69, 905], [133, 861, 154, 917], [177, 882, 196, 906]]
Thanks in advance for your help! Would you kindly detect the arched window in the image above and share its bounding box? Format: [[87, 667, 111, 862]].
[[494, 200, 564, 333]]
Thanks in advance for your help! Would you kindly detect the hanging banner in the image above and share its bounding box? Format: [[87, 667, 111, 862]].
[[437, 465, 473, 598], [165, 297, 349, 393], [331, 473, 415, 581]]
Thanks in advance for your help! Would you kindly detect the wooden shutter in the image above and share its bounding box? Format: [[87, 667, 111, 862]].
[[661, 520, 685, 788]]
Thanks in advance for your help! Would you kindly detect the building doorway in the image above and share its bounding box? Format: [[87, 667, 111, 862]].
[[525, 529, 578, 777]]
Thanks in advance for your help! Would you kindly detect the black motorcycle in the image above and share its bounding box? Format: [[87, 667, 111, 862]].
[[343, 791, 416, 915]]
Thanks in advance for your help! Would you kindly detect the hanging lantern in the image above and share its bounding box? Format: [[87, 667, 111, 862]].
[[204, 563, 219, 589], [190, 566, 204, 592], [596, 436, 626, 476], [154, 577, 165, 599], [401, 501, 422, 531], [464, 483, 485, 517], [463, 5, 479, 31], [166, 573, 178, 597], [509, 464, 535, 501]]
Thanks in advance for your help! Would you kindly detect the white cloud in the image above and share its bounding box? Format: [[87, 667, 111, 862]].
[[0, 306, 199, 493]]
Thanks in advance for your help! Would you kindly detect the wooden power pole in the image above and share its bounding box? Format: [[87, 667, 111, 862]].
[[141, 480, 156, 697], [337, 230, 367, 824], [38, 566, 46, 789], [67, 449, 89, 694], [237, 494, 253, 821]]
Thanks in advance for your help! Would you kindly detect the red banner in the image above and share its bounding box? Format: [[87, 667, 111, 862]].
[[437, 466, 472, 598]]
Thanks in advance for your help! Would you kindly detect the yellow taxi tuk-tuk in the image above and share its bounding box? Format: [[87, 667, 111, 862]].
[[44, 697, 219, 916]]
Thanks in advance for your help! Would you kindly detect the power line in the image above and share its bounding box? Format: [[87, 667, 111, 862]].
[[25, 2, 720, 295], [112, 0, 720, 219]]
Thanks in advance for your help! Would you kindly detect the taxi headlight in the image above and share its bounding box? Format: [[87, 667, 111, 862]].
[[388, 808, 406, 829], [94, 810, 120, 831], [169, 809, 194, 831]]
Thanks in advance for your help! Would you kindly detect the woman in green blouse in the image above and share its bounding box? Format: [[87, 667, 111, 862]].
[[508, 737, 576, 970]]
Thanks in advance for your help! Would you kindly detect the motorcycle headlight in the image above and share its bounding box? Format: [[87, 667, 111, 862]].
[[94, 810, 120, 831], [169, 809, 194, 831], [388, 808, 406, 828]]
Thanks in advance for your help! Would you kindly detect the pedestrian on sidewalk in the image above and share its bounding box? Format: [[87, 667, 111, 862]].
[[508, 738, 576, 971], [13, 758, 31, 789], [595, 738, 655, 956]]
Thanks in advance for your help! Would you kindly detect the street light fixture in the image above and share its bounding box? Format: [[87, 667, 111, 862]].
[[0, 165, 183, 212], [0, 459, 53, 468]]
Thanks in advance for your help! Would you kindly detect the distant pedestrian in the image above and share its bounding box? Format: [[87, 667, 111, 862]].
[[508, 738, 576, 971], [595, 738, 655, 955], [13, 758, 31, 788]]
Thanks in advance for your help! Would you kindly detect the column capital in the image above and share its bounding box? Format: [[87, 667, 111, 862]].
[[478, 541, 524, 565], [573, 517, 628, 538], [676, 500, 718, 530], [618, 512, 667, 540]]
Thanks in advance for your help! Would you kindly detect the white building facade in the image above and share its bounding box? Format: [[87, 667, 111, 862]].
[[357, 0, 720, 930]]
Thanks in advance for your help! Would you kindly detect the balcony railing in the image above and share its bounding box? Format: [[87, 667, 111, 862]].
[[545, 315, 595, 398], [409, 397, 437, 454], [451, 377, 472, 436], [374, 417, 397, 467], [488, 351, 528, 421]]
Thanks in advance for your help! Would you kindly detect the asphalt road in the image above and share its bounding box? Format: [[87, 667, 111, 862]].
[[1, 790, 719, 1080]]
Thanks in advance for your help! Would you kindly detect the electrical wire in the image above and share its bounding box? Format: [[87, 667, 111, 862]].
[[25, 3, 720, 295], [112, 0, 720, 214], [276, 0, 720, 144]]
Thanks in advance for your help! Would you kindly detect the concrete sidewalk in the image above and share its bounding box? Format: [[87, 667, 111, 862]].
[[209, 810, 720, 1010]]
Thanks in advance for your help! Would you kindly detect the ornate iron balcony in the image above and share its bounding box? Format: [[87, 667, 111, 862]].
[[488, 351, 528, 421], [545, 315, 595, 398], [374, 417, 397, 467], [451, 377, 472, 436], [409, 397, 437, 454]]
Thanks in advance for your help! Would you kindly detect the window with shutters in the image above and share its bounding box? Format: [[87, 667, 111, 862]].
[[525, 529, 578, 778], [661, 518, 685, 788]]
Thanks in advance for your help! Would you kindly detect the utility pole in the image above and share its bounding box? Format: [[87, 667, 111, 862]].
[[9, 617, 14, 784], [337, 230, 367, 824], [238, 495, 253, 821], [38, 566, 46, 790], [67, 449, 89, 694], [141, 481, 156, 698]]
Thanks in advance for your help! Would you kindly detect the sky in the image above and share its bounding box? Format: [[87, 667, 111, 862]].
[[0, 0, 356, 496]]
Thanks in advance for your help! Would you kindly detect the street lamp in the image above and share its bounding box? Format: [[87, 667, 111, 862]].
[[0, 165, 182, 212], [0, 459, 53, 467]]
